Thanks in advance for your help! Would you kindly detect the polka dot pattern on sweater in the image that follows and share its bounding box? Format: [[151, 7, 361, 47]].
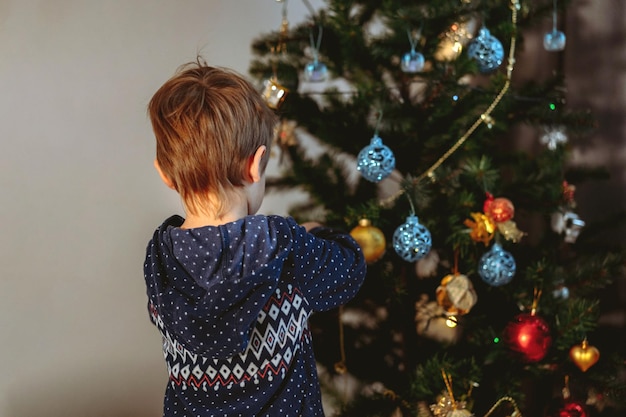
[[144, 214, 366, 416]]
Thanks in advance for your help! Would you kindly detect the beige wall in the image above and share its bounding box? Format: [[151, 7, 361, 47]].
[[0, 1, 623, 416], [0, 2, 318, 416]]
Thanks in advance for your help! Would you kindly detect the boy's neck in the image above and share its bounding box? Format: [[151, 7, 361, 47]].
[[181, 208, 247, 229], [181, 193, 249, 229]]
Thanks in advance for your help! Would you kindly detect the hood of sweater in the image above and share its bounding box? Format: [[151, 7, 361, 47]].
[[144, 214, 294, 359]]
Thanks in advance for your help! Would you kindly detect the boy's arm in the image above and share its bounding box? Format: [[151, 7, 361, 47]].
[[292, 222, 367, 312]]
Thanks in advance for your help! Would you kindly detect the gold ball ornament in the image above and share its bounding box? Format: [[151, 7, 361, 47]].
[[569, 339, 600, 372], [350, 218, 386, 264], [436, 274, 477, 316]]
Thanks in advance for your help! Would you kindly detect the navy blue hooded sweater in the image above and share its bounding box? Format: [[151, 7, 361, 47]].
[[144, 214, 366, 417]]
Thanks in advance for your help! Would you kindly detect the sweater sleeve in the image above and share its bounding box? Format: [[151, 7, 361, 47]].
[[290, 222, 367, 312]]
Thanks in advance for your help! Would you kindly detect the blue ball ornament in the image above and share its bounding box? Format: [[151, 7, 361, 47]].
[[467, 27, 504, 73], [304, 60, 328, 82], [400, 50, 425, 73], [478, 243, 516, 286], [356, 135, 396, 182], [392, 215, 432, 262]]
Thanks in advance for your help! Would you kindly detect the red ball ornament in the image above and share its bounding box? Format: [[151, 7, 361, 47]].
[[483, 193, 515, 223], [559, 401, 589, 417], [502, 313, 552, 362]]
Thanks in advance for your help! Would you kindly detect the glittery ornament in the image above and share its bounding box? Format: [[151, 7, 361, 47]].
[[467, 27, 504, 73], [350, 218, 386, 264], [304, 60, 328, 82], [393, 215, 432, 262], [503, 312, 552, 362], [569, 339, 600, 372], [261, 78, 288, 109], [436, 273, 477, 316], [540, 125, 568, 150], [551, 210, 585, 243], [483, 194, 514, 223], [401, 50, 425, 73], [478, 243, 516, 286], [464, 212, 496, 246], [356, 135, 396, 182]]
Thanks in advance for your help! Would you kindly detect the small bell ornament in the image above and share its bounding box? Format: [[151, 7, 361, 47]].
[[393, 215, 432, 262], [544, 29, 566, 51], [356, 135, 396, 182], [401, 50, 425, 73], [467, 26, 504, 73], [477, 243, 516, 287], [400, 28, 425, 73], [304, 59, 328, 82], [303, 25, 328, 82], [544, 0, 566, 51]]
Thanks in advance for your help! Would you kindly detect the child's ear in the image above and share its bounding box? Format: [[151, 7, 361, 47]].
[[247, 145, 267, 183], [154, 159, 176, 190]]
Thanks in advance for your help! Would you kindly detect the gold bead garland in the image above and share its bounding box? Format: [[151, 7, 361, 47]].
[[381, 0, 521, 208]]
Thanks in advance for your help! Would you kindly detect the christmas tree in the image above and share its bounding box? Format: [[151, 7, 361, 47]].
[[248, 0, 626, 416]]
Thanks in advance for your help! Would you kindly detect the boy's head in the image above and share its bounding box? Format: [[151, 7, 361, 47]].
[[148, 59, 278, 218]]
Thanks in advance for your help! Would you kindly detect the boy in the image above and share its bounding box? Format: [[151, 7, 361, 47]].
[[143, 59, 367, 416]]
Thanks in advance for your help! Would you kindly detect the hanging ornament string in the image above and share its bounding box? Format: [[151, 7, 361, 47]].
[[309, 25, 323, 62], [407, 26, 422, 53], [380, 0, 520, 208], [531, 287, 542, 315]]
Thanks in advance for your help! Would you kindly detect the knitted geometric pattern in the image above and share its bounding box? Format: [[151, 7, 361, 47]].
[[149, 285, 311, 390]]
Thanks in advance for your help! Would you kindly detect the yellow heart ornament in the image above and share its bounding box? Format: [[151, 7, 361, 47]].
[[569, 339, 600, 372]]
